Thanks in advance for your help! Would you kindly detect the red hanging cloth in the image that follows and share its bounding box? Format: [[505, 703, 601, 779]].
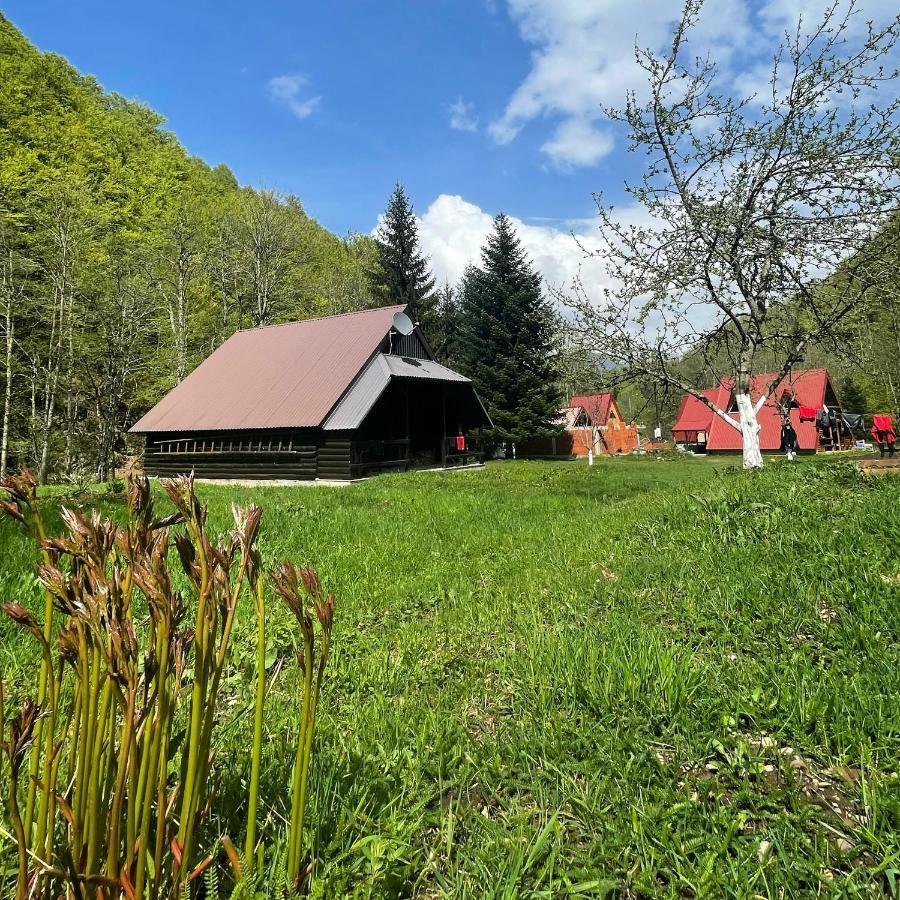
[[455, 435, 466, 451], [798, 405, 818, 422], [872, 415, 896, 440]]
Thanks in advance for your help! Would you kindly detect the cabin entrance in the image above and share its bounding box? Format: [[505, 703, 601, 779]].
[[351, 378, 486, 475]]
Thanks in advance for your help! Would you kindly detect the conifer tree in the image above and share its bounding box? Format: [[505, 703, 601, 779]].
[[459, 214, 560, 445], [432, 280, 461, 366], [374, 183, 437, 332]]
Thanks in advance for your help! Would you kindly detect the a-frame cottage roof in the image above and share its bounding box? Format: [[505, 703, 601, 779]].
[[130, 305, 489, 434], [567, 392, 617, 426], [672, 388, 725, 437], [672, 369, 836, 451]]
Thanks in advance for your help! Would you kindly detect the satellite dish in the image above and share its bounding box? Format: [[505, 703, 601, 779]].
[[392, 311, 414, 336]]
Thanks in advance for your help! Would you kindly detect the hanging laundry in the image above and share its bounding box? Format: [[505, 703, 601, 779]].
[[871, 414, 896, 458], [798, 405, 818, 422]]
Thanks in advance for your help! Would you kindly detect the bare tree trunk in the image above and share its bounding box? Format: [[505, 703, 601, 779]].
[[1, 262, 14, 478], [63, 290, 77, 476], [38, 193, 82, 484]]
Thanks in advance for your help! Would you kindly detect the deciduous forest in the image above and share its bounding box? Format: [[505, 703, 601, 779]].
[[0, 14, 385, 483]]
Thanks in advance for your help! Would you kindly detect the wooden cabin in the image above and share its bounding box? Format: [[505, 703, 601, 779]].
[[519, 391, 639, 457], [671, 369, 850, 454], [130, 305, 491, 480], [566, 392, 639, 456]]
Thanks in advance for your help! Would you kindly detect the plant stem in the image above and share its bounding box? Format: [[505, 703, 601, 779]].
[[23, 583, 55, 846], [175, 522, 211, 879], [106, 685, 136, 881], [287, 629, 314, 887], [134, 622, 169, 899], [245, 577, 266, 864], [9, 767, 28, 900], [32, 635, 58, 880], [85, 678, 112, 876]]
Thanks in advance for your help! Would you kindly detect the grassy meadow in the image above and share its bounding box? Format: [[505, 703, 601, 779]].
[[1, 456, 899, 897]]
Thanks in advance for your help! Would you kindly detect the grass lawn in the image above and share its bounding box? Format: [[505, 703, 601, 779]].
[[1, 456, 899, 897]]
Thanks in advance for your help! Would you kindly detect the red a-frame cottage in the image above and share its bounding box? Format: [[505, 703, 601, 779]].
[[672, 368, 847, 454]]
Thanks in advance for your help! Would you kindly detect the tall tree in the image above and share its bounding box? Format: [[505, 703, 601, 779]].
[[459, 214, 560, 445], [236, 189, 298, 328], [566, 0, 900, 468], [431, 280, 462, 365], [374, 183, 437, 332], [149, 201, 205, 383], [839, 375, 867, 415]]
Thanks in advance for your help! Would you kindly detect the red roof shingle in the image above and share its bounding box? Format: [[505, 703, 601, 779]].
[[568, 392, 614, 426]]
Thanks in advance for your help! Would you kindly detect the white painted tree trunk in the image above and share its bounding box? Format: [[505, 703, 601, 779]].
[[735, 392, 763, 470]]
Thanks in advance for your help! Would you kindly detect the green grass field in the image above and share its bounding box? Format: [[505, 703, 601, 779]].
[[2, 457, 899, 897]]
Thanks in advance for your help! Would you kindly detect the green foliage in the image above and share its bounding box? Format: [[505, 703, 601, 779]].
[[0, 469, 334, 898], [839, 375, 867, 415], [459, 214, 561, 444], [373, 183, 437, 333], [0, 14, 382, 483], [430, 281, 462, 366]]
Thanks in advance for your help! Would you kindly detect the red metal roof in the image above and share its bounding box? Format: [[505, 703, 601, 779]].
[[568, 392, 614, 426], [672, 388, 722, 435], [673, 369, 833, 451], [130, 305, 407, 433]]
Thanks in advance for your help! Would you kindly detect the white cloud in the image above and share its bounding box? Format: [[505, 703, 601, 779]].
[[412, 193, 620, 297], [541, 118, 613, 168], [266, 74, 321, 120], [489, 0, 751, 166], [492, 0, 900, 168], [449, 97, 478, 132]]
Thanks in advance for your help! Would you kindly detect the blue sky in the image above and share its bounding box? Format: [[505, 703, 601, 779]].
[[4, 2, 606, 227], [4, 0, 897, 290]]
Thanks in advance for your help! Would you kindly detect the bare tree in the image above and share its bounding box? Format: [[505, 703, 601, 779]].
[[0, 239, 28, 477], [84, 255, 152, 481], [566, 0, 900, 468], [208, 210, 247, 345], [150, 207, 203, 382], [35, 186, 88, 483], [236, 189, 297, 327]]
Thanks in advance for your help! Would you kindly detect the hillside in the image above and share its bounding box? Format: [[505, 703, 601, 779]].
[[0, 13, 383, 482]]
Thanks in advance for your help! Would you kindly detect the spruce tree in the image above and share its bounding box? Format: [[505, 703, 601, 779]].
[[459, 214, 560, 445], [432, 280, 461, 366], [374, 183, 437, 333]]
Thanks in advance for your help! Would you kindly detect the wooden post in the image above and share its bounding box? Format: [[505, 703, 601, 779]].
[[441, 385, 447, 467]]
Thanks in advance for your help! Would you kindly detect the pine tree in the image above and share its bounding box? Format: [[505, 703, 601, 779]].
[[459, 214, 560, 445], [432, 281, 461, 366], [374, 183, 437, 332]]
